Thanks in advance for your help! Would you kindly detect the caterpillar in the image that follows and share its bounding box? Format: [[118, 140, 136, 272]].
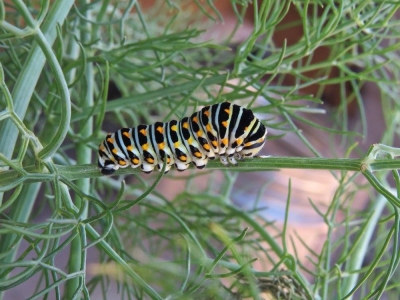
[[98, 102, 267, 175]]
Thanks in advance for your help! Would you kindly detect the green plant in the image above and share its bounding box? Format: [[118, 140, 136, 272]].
[[1, 0, 400, 299]]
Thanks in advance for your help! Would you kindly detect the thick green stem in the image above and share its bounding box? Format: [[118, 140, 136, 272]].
[[3, 156, 400, 190], [65, 1, 93, 297]]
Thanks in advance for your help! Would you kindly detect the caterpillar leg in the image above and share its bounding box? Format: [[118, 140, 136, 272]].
[[175, 162, 190, 172], [141, 164, 154, 174], [219, 155, 229, 166], [192, 161, 206, 169], [156, 164, 172, 173], [234, 153, 244, 161], [219, 154, 240, 166], [228, 155, 238, 166]]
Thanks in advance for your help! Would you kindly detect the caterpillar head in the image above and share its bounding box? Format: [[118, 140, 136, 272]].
[[98, 140, 118, 175], [240, 121, 267, 157]]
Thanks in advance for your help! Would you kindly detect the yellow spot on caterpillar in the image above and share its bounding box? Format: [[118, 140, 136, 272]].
[[147, 157, 154, 163], [157, 126, 163, 134], [158, 142, 165, 150], [119, 160, 126, 165], [142, 143, 149, 151], [188, 137, 193, 144], [192, 116, 198, 123], [212, 141, 218, 147], [107, 138, 114, 143], [204, 110, 210, 117], [245, 142, 252, 146], [183, 122, 189, 129], [100, 146, 106, 151], [224, 108, 230, 114], [203, 144, 210, 150], [112, 149, 118, 154], [132, 158, 139, 164], [244, 126, 248, 131], [174, 141, 180, 148], [127, 145, 133, 151], [197, 130, 202, 137], [236, 138, 243, 145], [179, 155, 187, 161], [222, 121, 228, 128], [194, 152, 202, 158], [167, 157, 171, 163], [206, 123, 212, 132], [171, 125, 177, 131], [221, 138, 228, 146], [140, 129, 147, 136], [123, 131, 130, 138]]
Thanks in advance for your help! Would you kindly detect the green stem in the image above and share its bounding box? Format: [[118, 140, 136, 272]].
[[3, 156, 400, 192], [0, 156, 369, 188], [65, 2, 93, 295], [0, 157, 376, 188]]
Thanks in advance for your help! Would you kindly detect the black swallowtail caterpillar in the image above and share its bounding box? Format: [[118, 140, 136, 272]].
[[98, 102, 267, 175]]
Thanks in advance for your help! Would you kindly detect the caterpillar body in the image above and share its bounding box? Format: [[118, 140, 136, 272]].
[[98, 102, 267, 175]]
